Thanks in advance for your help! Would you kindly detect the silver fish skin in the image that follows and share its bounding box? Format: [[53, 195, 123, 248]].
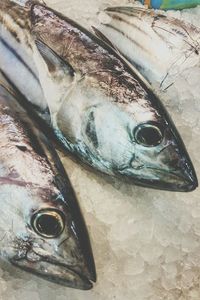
[[0, 1, 198, 191], [0, 83, 96, 289], [99, 6, 200, 88]]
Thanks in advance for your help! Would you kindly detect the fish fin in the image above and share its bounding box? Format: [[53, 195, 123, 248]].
[[35, 39, 75, 80], [34, 39, 76, 129], [92, 26, 121, 54]]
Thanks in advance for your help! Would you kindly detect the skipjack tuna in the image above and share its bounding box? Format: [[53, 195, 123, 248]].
[[0, 0, 198, 191], [98, 6, 200, 88], [140, 0, 200, 10], [0, 82, 96, 289]]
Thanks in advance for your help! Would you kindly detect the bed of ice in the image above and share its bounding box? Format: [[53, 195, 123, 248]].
[[1, 0, 200, 299]]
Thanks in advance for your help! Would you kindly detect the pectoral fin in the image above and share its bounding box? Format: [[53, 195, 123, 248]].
[[35, 39, 75, 81], [33, 39, 76, 129]]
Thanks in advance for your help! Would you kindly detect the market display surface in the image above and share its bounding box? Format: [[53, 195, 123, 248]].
[[0, 0, 200, 299]]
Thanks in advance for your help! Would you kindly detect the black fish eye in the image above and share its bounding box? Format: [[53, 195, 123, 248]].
[[31, 209, 65, 238], [134, 122, 163, 147]]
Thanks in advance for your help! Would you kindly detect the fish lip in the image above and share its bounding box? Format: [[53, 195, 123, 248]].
[[43, 260, 95, 290], [10, 257, 95, 290], [118, 166, 198, 192], [145, 167, 198, 192], [42, 254, 97, 285]]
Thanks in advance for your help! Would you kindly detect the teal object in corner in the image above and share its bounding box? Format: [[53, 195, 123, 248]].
[[140, 0, 200, 9]]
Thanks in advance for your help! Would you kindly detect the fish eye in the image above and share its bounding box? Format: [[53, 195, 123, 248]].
[[134, 122, 163, 147], [31, 209, 65, 238]]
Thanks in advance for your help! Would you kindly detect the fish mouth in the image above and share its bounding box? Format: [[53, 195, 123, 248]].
[[11, 256, 95, 290], [118, 163, 198, 192], [144, 168, 198, 192]]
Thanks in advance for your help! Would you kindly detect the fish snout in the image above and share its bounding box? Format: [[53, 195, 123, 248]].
[[11, 243, 95, 290], [126, 132, 198, 192], [157, 142, 198, 192]]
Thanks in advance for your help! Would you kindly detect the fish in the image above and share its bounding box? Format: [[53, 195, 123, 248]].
[[0, 82, 96, 289], [0, 0, 198, 191], [98, 6, 200, 89]]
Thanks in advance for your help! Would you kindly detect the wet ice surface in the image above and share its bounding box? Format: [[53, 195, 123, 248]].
[[1, 0, 200, 299]]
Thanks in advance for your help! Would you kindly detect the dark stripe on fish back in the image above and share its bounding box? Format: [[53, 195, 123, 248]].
[[111, 13, 148, 36], [0, 69, 50, 117], [104, 23, 148, 53], [0, 36, 39, 83], [106, 7, 146, 18]]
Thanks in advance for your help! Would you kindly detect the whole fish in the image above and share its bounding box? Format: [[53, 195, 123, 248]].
[[0, 83, 96, 289], [0, 0, 198, 191], [98, 6, 200, 88]]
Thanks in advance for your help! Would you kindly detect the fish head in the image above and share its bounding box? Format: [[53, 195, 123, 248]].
[[0, 84, 95, 289], [8, 3, 196, 192], [122, 117, 198, 192], [80, 89, 197, 192], [0, 183, 95, 289]]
